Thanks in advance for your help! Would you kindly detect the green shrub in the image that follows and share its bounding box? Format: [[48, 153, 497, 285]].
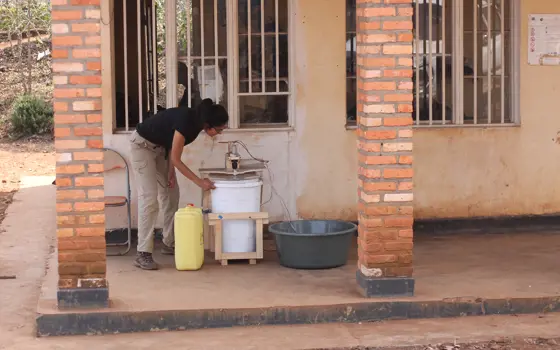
[[10, 95, 53, 137]]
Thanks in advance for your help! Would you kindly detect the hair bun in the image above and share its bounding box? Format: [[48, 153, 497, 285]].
[[196, 98, 214, 120]]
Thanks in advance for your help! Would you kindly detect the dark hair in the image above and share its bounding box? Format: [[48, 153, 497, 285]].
[[196, 98, 229, 128]]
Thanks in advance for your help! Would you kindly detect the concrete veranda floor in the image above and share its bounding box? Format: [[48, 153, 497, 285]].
[[4, 177, 560, 348], [38, 231, 560, 314]]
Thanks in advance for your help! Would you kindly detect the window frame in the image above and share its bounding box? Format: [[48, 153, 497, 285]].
[[166, 0, 295, 132], [345, 0, 521, 129]]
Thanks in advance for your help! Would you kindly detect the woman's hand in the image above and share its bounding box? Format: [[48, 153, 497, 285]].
[[170, 131, 215, 191], [197, 178, 216, 191], [168, 168, 176, 188]]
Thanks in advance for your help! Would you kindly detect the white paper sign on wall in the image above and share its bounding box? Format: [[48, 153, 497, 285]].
[[528, 14, 560, 66]]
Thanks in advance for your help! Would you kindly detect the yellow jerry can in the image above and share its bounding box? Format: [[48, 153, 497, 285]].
[[174, 204, 204, 271]]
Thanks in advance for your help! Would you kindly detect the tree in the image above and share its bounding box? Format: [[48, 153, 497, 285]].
[[0, 0, 51, 94]]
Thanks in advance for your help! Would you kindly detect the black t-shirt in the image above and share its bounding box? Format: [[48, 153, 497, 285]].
[[136, 107, 203, 152]]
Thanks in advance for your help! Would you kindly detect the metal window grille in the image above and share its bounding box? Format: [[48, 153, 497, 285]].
[[413, 0, 515, 126], [236, 0, 290, 127], [179, 0, 228, 110], [346, 0, 357, 124], [117, 0, 159, 132]]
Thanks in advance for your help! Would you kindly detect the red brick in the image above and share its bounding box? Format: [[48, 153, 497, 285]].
[[399, 156, 413, 165], [383, 70, 413, 78], [56, 190, 86, 200], [89, 214, 105, 224], [74, 152, 103, 161], [55, 128, 71, 137], [57, 215, 87, 225], [54, 88, 85, 98], [55, 178, 72, 187], [56, 203, 73, 212], [57, 165, 85, 174], [75, 177, 104, 187], [383, 45, 413, 55], [54, 102, 69, 112], [52, 36, 83, 47], [74, 127, 102, 136], [88, 164, 104, 173], [52, 49, 69, 58], [384, 217, 414, 228], [384, 93, 413, 102], [86, 61, 102, 71], [364, 206, 399, 216], [74, 202, 104, 212], [384, 242, 414, 251], [55, 114, 87, 124], [398, 104, 413, 113], [71, 0, 101, 4], [87, 139, 103, 148], [73, 100, 101, 112], [363, 181, 397, 191], [363, 254, 398, 265], [71, 23, 100, 33], [86, 88, 102, 97], [87, 262, 106, 274], [383, 117, 413, 126], [88, 189, 104, 199], [383, 21, 413, 30], [86, 114, 102, 123], [75, 227, 105, 237], [69, 75, 102, 85], [383, 168, 414, 179], [359, 129, 397, 140], [51, 11, 83, 20], [85, 36, 102, 45], [73, 48, 101, 59], [359, 155, 397, 165], [399, 229, 413, 238], [55, 139, 86, 150]]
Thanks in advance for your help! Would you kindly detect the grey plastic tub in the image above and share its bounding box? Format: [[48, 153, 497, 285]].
[[269, 220, 357, 269]]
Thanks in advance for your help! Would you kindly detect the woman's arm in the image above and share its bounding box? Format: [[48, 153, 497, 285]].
[[169, 130, 215, 190]]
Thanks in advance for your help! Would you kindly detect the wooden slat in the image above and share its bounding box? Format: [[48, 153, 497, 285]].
[[208, 212, 269, 222]]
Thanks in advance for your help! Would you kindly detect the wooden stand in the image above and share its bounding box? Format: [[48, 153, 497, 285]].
[[207, 212, 269, 266]]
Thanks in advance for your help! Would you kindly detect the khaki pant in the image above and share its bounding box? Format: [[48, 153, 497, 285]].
[[130, 131, 179, 253]]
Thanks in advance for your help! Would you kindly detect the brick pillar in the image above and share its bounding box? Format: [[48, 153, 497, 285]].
[[52, 0, 108, 308], [355, 0, 414, 297]]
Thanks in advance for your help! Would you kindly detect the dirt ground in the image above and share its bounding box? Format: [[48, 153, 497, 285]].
[[0, 38, 54, 230], [0, 137, 54, 230], [336, 338, 560, 350]]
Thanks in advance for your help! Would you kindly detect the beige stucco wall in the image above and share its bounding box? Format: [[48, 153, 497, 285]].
[[103, 0, 560, 229]]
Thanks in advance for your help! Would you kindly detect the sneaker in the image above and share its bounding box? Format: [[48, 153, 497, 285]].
[[161, 244, 175, 255], [133, 252, 158, 270]]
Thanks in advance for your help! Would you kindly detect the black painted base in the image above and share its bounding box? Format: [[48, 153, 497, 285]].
[[57, 288, 109, 309], [356, 271, 415, 297], [37, 296, 560, 336]]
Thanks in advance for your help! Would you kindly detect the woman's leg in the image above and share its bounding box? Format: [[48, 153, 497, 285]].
[[130, 139, 159, 259], [156, 155, 180, 251]]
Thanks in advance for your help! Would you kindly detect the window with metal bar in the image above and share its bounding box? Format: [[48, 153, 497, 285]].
[[173, 0, 290, 129], [237, 0, 290, 127], [177, 0, 229, 111], [113, 0, 160, 132], [346, 0, 518, 127], [346, 0, 357, 124]]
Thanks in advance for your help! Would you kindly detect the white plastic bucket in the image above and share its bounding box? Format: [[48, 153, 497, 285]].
[[210, 175, 263, 253]]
